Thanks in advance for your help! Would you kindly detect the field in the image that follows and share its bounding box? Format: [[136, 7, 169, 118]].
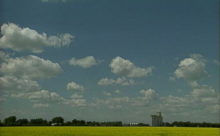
[[0, 127, 219, 136]]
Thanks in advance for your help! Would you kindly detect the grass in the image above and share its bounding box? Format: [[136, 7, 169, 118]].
[[0, 127, 219, 136]]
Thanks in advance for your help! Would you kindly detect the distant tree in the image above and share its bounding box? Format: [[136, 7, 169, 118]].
[[78, 120, 86, 126], [72, 119, 79, 126], [163, 122, 171, 127], [4, 116, 16, 126], [51, 117, 64, 126], [86, 121, 93, 126], [64, 121, 72, 126], [15, 119, 29, 126], [138, 123, 149, 126], [48, 121, 52, 126], [0, 120, 3, 126], [169, 121, 220, 128], [30, 118, 48, 126], [86, 121, 100, 126]]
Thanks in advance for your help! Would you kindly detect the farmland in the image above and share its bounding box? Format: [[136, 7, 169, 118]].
[[0, 127, 219, 136]]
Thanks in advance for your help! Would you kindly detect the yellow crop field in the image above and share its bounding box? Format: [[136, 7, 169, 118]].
[[0, 127, 219, 136]]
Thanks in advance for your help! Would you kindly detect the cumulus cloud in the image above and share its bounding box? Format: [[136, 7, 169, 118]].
[[95, 88, 158, 109], [0, 97, 6, 102], [0, 55, 62, 80], [0, 51, 89, 108], [67, 98, 87, 107], [69, 56, 98, 68], [92, 88, 158, 109], [139, 88, 158, 100], [96, 96, 130, 109], [12, 89, 65, 104], [63, 93, 87, 107], [103, 91, 112, 96], [191, 85, 216, 98], [28, 90, 61, 101], [0, 50, 68, 107], [0, 23, 74, 53], [110, 56, 153, 78], [205, 104, 220, 113], [190, 85, 219, 109], [213, 60, 220, 66], [66, 81, 84, 91], [33, 103, 49, 108], [160, 84, 219, 114], [0, 75, 40, 93], [70, 93, 83, 99], [159, 95, 193, 113], [103, 90, 121, 96], [131, 88, 158, 106], [169, 54, 220, 114], [41, 0, 68, 2], [98, 77, 134, 86], [174, 54, 207, 86], [10, 87, 89, 108], [0, 50, 10, 63]]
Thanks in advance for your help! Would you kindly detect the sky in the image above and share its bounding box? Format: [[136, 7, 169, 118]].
[[0, 0, 219, 124]]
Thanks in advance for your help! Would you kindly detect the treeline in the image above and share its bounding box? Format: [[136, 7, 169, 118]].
[[0, 116, 123, 126], [163, 121, 220, 128], [0, 116, 219, 127]]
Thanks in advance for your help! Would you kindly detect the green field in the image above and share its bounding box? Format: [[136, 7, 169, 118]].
[[0, 127, 219, 136]]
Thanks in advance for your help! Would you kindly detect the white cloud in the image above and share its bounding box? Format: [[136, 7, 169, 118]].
[[69, 56, 98, 68], [0, 75, 40, 93], [13, 90, 65, 103], [132, 88, 158, 106], [33, 103, 49, 108], [159, 95, 193, 113], [0, 50, 10, 63], [70, 93, 83, 99], [63, 93, 87, 107], [0, 97, 6, 102], [114, 89, 120, 94], [174, 54, 207, 86], [41, 0, 68, 2], [191, 85, 216, 98], [0, 50, 88, 108], [9, 85, 89, 108], [66, 98, 87, 107], [103, 89, 121, 96], [213, 60, 220, 66], [170, 54, 218, 115], [159, 84, 219, 114], [161, 95, 189, 106], [0, 55, 62, 80], [0, 23, 74, 53], [98, 77, 134, 86], [110, 56, 153, 78], [94, 88, 158, 109], [96, 96, 130, 109], [66, 81, 84, 91], [139, 88, 158, 100], [27, 90, 62, 101], [0, 51, 67, 107], [103, 91, 112, 96], [205, 104, 220, 113], [190, 85, 219, 110], [98, 78, 114, 86]]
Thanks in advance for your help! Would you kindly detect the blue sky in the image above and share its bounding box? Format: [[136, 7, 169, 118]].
[[0, 0, 219, 123]]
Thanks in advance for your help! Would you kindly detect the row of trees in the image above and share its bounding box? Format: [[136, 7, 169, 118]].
[[163, 121, 220, 128], [0, 116, 219, 127], [0, 116, 123, 126]]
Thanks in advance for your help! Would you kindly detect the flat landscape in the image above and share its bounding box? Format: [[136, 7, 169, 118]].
[[0, 1, 219, 136], [0, 127, 219, 136]]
